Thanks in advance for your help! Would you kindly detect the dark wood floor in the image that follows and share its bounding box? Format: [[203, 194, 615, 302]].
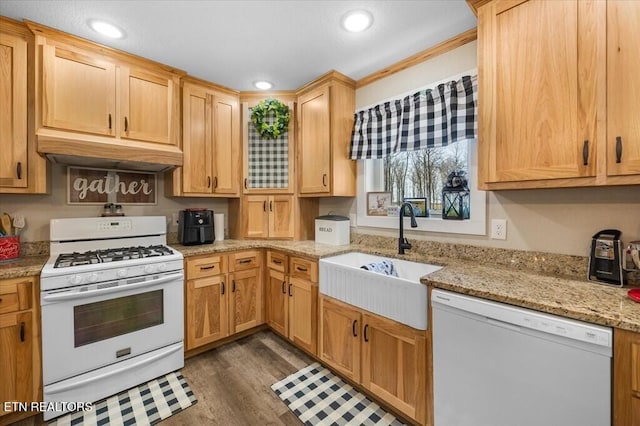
[[9, 331, 312, 425]]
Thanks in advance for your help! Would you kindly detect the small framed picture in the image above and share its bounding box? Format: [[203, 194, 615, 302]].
[[403, 197, 429, 217], [367, 192, 392, 216]]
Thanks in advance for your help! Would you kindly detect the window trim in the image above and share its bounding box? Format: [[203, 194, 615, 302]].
[[355, 138, 487, 236]]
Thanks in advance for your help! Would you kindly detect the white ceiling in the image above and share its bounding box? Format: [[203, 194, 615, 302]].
[[0, 0, 477, 91]]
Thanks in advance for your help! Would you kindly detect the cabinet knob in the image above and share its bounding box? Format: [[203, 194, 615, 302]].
[[616, 136, 623, 163]]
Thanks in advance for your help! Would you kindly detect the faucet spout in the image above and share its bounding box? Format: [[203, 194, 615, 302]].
[[398, 202, 418, 254]]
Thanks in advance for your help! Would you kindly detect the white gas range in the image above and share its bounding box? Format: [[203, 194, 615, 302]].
[[40, 216, 184, 420]]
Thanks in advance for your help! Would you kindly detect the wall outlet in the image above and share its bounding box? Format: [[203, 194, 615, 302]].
[[491, 219, 507, 240]]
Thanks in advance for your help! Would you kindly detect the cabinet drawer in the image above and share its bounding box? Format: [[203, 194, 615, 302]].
[[0, 276, 34, 314], [290, 256, 318, 283], [267, 251, 288, 273], [632, 342, 640, 395], [229, 250, 262, 271], [186, 255, 226, 279]]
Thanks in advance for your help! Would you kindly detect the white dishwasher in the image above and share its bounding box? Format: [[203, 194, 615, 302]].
[[431, 289, 612, 426]]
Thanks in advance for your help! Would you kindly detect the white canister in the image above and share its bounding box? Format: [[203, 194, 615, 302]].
[[214, 213, 225, 241], [315, 214, 350, 245]]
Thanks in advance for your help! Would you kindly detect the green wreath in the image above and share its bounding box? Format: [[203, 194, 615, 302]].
[[251, 99, 290, 139]]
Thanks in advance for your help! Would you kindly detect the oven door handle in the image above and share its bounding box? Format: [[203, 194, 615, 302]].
[[44, 343, 183, 394], [42, 273, 184, 302]]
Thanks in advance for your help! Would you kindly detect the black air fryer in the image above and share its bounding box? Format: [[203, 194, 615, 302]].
[[178, 209, 214, 245]]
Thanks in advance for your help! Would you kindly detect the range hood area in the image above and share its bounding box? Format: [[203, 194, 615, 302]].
[[36, 128, 183, 172]]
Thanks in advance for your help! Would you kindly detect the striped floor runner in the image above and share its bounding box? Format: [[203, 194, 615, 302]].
[[48, 371, 197, 425]]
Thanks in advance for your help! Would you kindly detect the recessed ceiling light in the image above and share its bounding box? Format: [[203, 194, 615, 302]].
[[254, 81, 273, 90], [341, 10, 373, 33], [88, 19, 125, 39]]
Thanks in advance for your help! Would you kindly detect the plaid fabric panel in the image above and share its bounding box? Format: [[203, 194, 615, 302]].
[[247, 108, 289, 189], [350, 74, 477, 159], [48, 372, 197, 426], [272, 362, 405, 426]]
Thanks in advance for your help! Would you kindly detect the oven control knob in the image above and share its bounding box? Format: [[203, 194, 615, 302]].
[[87, 272, 99, 283], [117, 269, 128, 278], [144, 264, 157, 274], [68, 275, 83, 285], [157, 263, 167, 272]]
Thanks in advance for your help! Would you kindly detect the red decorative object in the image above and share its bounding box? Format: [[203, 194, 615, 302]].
[[0, 236, 20, 261]]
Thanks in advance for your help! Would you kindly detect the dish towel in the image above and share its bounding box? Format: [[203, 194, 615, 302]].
[[360, 259, 398, 276]]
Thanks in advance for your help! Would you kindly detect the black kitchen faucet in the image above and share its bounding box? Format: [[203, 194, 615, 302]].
[[398, 202, 418, 254]]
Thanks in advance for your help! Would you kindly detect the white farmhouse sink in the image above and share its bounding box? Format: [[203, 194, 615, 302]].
[[319, 252, 442, 330]]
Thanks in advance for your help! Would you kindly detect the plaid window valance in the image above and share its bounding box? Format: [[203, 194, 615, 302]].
[[350, 75, 477, 159]]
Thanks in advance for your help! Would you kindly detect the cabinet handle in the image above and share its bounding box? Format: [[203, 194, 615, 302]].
[[232, 280, 236, 292], [16, 162, 22, 180], [244, 178, 248, 189], [221, 281, 225, 295], [363, 324, 369, 342], [238, 258, 252, 264], [272, 259, 282, 265], [124, 116, 129, 132], [108, 113, 112, 130], [281, 281, 287, 294], [263, 201, 267, 212], [200, 265, 215, 270], [616, 136, 622, 163], [214, 176, 218, 189], [296, 266, 308, 272], [288, 283, 293, 297], [322, 173, 328, 187], [207, 176, 211, 188], [352, 319, 358, 337], [269, 201, 273, 212], [582, 140, 589, 166], [20, 322, 25, 342]]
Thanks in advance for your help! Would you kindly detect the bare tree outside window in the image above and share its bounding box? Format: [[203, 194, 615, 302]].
[[382, 142, 469, 216]]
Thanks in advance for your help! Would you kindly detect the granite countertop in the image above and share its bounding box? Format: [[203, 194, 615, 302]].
[[2, 239, 638, 333]]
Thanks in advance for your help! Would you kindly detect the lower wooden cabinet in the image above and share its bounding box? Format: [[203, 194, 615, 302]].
[[185, 250, 263, 352], [320, 295, 427, 424], [614, 328, 640, 425], [0, 276, 40, 419], [266, 252, 318, 355]]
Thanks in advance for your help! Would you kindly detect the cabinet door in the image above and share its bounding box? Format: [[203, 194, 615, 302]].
[[243, 195, 269, 238], [613, 328, 640, 426], [607, 0, 640, 176], [0, 33, 27, 189], [185, 275, 228, 350], [212, 93, 240, 195], [120, 67, 173, 144], [229, 268, 262, 334], [361, 313, 426, 423], [298, 86, 331, 194], [268, 195, 295, 239], [0, 311, 33, 409], [480, 0, 597, 183], [266, 269, 288, 337], [182, 83, 213, 194], [319, 296, 361, 382], [288, 277, 318, 355], [41, 44, 115, 136]]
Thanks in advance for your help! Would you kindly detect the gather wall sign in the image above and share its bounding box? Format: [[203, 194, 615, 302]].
[[67, 167, 157, 205]]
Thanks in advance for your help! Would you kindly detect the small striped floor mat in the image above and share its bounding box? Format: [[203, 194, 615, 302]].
[[271, 362, 405, 426], [48, 371, 197, 426]]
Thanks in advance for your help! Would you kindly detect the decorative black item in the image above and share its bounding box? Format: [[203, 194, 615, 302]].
[[442, 170, 470, 220]]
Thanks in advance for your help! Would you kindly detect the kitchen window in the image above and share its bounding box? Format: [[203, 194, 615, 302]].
[[352, 73, 486, 235]]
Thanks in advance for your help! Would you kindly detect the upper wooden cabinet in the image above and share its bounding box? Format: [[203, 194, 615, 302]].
[[477, 0, 640, 189], [240, 195, 295, 239], [28, 22, 184, 168], [296, 71, 357, 196], [167, 78, 240, 196], [0, 18, 48, 194]]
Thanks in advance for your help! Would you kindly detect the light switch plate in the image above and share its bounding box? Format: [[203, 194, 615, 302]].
[[491, 219, 507, 240]]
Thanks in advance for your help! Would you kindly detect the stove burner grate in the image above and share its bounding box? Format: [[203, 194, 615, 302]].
[[53, 245, 174, 268]]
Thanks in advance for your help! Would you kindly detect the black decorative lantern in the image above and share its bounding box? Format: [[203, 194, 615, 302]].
[[442, 170, 470, 220]]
